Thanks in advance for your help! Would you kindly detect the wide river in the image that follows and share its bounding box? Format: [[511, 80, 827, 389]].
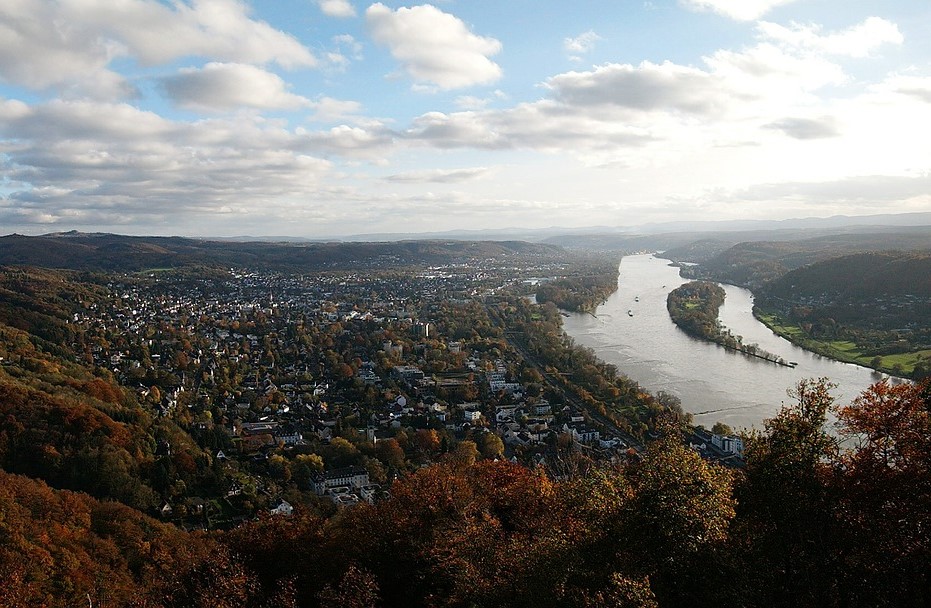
[[561, 254, 889, 430]]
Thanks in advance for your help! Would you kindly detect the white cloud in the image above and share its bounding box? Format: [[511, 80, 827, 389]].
[[703, 42, 847, 109], [0, 0, 315, 98], [66, 0, 316, 69], [0, 98, 401, 229], [317, 0, 356, 18], [301, 124, 396, 159], [0, 0, 134, 98], [564, 31, 602, 61], [454, 96, 490, 110], [763, 116, 840, 139], [546, 62, 728, 115], [308, 97, 364, 122], [333, 34, 364, 60], [366, 3, 502, 90], [725, 174, 931, 210], [161, 63, 310, 111], [681, 0, 800, 21], [757, 17, 903, 58], [384, 167, 491, 183], [873, 74, 931, 104], [454, 90, 507, 110]]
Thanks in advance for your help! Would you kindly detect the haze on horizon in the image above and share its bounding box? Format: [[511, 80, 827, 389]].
[[1, 0, 930, 238]]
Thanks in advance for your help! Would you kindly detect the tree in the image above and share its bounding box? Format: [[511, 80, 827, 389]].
[[711, 421, 733, 436], [831, 379, 931, 604], [317, 564, 381, 607], [478, 433, 504, 460], [625, 435, 735, 603], [375, 438, 406, 471], [413, 429, 441, 457], [734, 378, 840, 605], [323, 437, 361, 468], [445, 441, 479, 470]]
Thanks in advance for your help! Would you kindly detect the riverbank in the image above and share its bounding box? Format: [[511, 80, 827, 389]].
[[753, 309, 927, 379]]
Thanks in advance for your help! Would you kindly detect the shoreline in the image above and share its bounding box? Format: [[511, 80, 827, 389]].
[[752, 308, 876, 372]]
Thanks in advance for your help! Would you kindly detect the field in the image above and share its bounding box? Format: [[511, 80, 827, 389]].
[[755, 312, 928, 377]]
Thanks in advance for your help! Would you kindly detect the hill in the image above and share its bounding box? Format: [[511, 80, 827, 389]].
[[667, 228, 931, 289], [762, 252, 931, 301], [752, 252, 931, 378], [0, 233, 567, 272]]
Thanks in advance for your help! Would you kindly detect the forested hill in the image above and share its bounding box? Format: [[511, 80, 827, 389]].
[[761, 252, 931, 300], [665, 227, 931, 288], [0, 232, 566, 272]]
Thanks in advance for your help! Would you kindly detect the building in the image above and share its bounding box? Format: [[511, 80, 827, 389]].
[[392, 365, 425, 383], [311, 466, 371, 495], [711, 434, 744, 457]]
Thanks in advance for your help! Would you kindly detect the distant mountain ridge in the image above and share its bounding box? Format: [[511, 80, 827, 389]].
[[0, 233, 566, 272]]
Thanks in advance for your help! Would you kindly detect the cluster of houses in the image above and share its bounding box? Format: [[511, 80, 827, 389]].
[[72, 262, 655, 523]]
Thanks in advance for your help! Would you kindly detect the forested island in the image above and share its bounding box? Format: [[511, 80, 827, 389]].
[[667, 281, 792, 366]]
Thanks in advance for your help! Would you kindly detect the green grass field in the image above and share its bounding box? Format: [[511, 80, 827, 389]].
[[755, 311, 926, 377]]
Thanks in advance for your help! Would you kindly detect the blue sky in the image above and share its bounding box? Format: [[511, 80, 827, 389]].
[[1, 0, 930, 237]]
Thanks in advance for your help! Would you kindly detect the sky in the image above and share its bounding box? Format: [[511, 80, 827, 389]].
[[1, 0, 930, 238]]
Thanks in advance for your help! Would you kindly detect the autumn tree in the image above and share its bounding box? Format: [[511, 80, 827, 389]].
[[478, 432, 504, 460], [624, 435, 735, 603], [831, 379, 931, 605], [733, 378, 840, 605]]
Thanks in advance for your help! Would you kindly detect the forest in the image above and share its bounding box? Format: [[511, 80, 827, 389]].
[[3, 378, 929, 607], [534, 260, 619, 313]]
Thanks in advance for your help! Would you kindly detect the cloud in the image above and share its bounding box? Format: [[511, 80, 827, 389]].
[[703, 43, 846, 103], [681, 0, 799, 21], [454, 90, 507, 110], [384, 167, 491, 183], [399, 16, 922, 168], [308, 97, 364, 122], [333, 34, 364, 60], [323, 34, 364, 72], [729, 174, 931, 206], [69, 0, 316, 69], [301, 124, 396, 158], [0, 98, 399, 229], [764, 116, 840, 139], [161, 63, 310, 111], [0, 1, 134, 98], [317, 0, 356, 18], [366, 3, 502, 90], [875, 75, 931, 104], [546, 62, 728, 115], [0, 0, 315, 98], [757, 17, 903, 58], [404, 103, 655, 153], [564, 31, 602, 61]]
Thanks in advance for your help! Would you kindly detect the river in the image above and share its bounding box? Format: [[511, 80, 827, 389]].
[[561, 254, 890, 430]]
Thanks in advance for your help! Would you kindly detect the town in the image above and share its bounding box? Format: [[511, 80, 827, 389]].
[[63, 255, 742, 528]]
